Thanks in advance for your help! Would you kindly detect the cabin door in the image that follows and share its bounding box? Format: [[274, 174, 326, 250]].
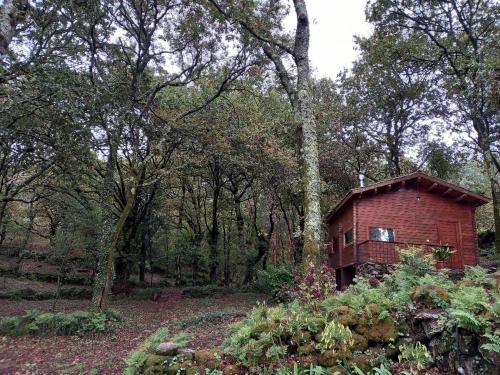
[[437, 221, 463, 268]]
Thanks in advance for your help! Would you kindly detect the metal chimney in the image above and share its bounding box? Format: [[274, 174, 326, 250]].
[[358, 173, 365, 188]]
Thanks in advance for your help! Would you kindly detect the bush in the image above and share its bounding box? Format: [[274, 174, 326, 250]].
[[0, 309, 121, 336], [177, 311, 242, 329], [0, 287, 92, 300], [284, 264, 336, 305], [250, 263, 294, 299]]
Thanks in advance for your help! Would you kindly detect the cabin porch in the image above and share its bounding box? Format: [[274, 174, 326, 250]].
[[328, 240, 461, 270]]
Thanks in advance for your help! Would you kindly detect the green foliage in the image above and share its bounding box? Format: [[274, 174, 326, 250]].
[[0, 287, 92, 301], [177, 311, 241, 329], [124, 327, 169, 375], [322, 277, 392, 317], [398, 342, 431, 370], [350, 364, 392, 375], [123, 350, 147, 375], [481, 330, 500, 353], [251, 263, 294, 298], [432, 245, 454, 261], [316, 321, 353, 353], [448, 286, 492, 332], [462, 266, 496, 288], [0, 309, 120, 336], [276, 362, 340, 375]]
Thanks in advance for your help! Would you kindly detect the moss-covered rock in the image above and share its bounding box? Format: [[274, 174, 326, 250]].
[[194, 348, 222, 369], [329, 306, 358, 327], [143, 365, 165, 375], [351, 332, 368, 351], [355, 316, 397, 343], [354, 304, 397, 343], [410, 285, 449, 307], [318, 349, 352, 367], [350, 354, 372, 373], [144, 354, 169, 368], [165, 364, 184, 375]]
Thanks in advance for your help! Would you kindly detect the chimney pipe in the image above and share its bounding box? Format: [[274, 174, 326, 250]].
[[359, 173, 365, 188]]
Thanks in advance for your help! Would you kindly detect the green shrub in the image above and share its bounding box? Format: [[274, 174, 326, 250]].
[[0, 309, 121, 336], [251, 263, 294, 298], [177, 311, 242, 329], [447, 285, 493, 332], [124, 327, 169, 375]]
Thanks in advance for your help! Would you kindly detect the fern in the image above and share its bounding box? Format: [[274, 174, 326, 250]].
[[481, 330, 500, 353]]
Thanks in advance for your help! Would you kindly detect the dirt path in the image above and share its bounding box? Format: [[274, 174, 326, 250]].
[[0, 291, 265, 374]]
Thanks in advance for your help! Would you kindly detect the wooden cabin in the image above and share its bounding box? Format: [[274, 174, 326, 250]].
[[325, 171, 490, 289]]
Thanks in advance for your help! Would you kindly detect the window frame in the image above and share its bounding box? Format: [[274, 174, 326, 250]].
[[344, 228, 354, 247], [368, 226, 396, 242]]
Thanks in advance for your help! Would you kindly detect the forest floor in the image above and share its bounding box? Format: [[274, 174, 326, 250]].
[[0, 288, 267, 374]]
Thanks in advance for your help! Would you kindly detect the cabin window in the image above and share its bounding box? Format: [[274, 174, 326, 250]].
[[369, 227, 395, 242], [344, 229, 353, 246]]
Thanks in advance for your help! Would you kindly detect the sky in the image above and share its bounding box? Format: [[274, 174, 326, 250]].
[[286, 0, 373, 79]]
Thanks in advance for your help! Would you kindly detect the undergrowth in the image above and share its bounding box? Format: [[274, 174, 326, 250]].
[[0, 309, 121, 336]]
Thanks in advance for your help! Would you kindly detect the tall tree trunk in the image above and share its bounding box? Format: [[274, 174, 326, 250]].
[[94, 186, 137, 309], [208, 158, 222, 283], [293, 0, 322, 268], [477, 129, 500, 254], [0, 0, 14, 55], [14, 201, 35, 276], [0, 201, 8, 247]]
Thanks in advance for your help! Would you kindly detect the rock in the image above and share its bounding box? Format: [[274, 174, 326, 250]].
[[318, 349, 352, 367], [410, 285, 449, 307], [144, 354, 169, 368], [329, 306, 358, 327], [415, 308, 444, 321], [194, 348, 222, 369], [143, 365, 165, 375], [350, 354, 372, 373], [165, 364, 183, 375], [155, 341, 179, 356], [351, 332, 368, 351], [428, 332, 454, 355], [422, 319, 444, 338], [179, 348, 195, 361], [355, 316, 397, 343]]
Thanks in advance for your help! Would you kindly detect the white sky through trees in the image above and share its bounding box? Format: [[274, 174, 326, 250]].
[[285, 0, 373, 79]]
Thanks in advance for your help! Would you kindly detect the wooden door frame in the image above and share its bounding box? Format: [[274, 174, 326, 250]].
[[437, 220, 464, 268]]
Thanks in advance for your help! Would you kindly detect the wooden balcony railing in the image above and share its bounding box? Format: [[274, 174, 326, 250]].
[[329, 240, 457, 269]]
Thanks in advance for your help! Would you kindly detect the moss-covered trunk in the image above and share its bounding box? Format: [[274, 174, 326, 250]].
[[293, 0, 322, 268]]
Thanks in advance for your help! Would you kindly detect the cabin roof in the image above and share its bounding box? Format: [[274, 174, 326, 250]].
[[325, 171, 491, 224]]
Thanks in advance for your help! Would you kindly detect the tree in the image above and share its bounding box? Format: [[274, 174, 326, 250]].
[[207, 0, 322, 268], [336, 32, 440, 178], [367, 0, 500, 252]]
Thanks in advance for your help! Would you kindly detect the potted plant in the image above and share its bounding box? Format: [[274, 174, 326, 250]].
[[433, 245, 454, 269]]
